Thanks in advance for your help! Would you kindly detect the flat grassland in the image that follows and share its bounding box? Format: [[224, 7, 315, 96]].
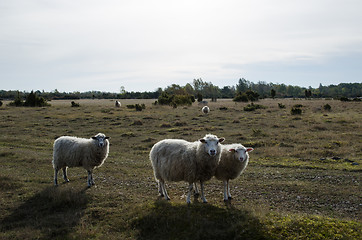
[[0, 98, 361, 239]]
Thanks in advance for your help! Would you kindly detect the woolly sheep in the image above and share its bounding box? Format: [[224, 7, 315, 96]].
[[149, 134, 225, 203], [215, 144, 253, 201], [52, 133, 110, 187], [115, 100, 121, 107], [202, 106, 210, 114]]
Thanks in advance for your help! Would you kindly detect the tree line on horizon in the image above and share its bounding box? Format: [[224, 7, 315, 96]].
[[0, 78, 361, 101]]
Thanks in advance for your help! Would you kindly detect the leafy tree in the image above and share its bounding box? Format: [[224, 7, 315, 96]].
[[271, 89, 276, 99]]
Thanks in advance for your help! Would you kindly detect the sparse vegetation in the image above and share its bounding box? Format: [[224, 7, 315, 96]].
[[0, 99, 360, 239], [244, 103, 266, 111], [323, 103, 332, 111], [127, 103, 146, 111], [71, 101, 80, 107], [8, 91, 50, 107], [291, 106, 302, 115]]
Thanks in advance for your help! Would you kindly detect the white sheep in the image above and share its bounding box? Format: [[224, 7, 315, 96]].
[[52, 133, 110, 187], [214, 144, 253, 201], [149, 134, 225, 203], [202, 106, 210, 114], [115, 100, 121, 107]]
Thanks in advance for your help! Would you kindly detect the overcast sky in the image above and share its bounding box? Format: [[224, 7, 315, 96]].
[[1, 0, 361, 92]]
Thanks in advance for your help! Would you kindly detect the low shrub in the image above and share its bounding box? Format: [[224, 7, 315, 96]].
[[323, 104, 331, 111], [71, 101, 80, 107], [340, 96, 350, 102], [278, 103, 286, 109], [127, 104, 146, 111], [244, 103, 266, 111], [158, 92, 193, 107], [233, 93, 249, 102], [8, 91, 50, 107], [291, 107, 302, 115]]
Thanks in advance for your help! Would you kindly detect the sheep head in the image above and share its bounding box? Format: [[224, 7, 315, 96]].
[[92, 133, 110, 148], [229, 146, 253, 162], [199, 134, 225, 156]]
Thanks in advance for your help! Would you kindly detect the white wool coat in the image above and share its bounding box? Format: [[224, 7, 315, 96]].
[[52, 136, 109, 171], [150, 138, 221, 184], [214, 144, 250, 181]]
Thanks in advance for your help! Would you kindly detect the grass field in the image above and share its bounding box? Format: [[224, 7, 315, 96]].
[[0, 98, 361, 239]]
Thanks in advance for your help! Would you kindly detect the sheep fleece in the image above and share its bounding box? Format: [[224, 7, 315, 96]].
[[215, 144, 249, 181], [52, 136, 109, 171], [150, 139, 221, 183]]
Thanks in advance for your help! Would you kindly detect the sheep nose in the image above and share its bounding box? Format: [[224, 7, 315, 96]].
[[210, 149, 216, 156]]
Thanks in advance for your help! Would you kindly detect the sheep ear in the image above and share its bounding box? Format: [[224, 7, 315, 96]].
[[199, 139, 206, 143], [92, 137, 97, 140], [218, 138, 225, 143], [105, 136, 110, 139], [246, 148, 254, 152], [229, 149, 235, 152]]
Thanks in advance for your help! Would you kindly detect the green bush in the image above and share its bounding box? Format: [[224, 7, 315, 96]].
[[9, 91, 49, 107], [244, 103, 266, 111], [340, 96, 350, 102], [135, 104, 145, 111], [157, 92, 193, 107], [234, 90, 260, 102], [71, 101, 80, 107], [323, 104, 331, 111], [127, 104, 146, 111], [291, 107, 302, 115], [233, 93, 249, 102], [278, 103, 286, 109]]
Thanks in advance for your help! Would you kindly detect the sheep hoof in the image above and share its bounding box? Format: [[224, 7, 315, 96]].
[[223, 199, 229, 202], [228, 196, 233, 200]]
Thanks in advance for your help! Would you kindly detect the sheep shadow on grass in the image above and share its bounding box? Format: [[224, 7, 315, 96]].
[[0, 186, 89, 239], [131, 199, 271, 240]]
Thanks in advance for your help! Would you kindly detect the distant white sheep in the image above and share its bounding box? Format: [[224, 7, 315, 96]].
[[202, 106, 210, 114], [52, 133, 110, 187], [150, 134, 225, 203], [214, 144, 253, 201], [115, 100, 121, 107]]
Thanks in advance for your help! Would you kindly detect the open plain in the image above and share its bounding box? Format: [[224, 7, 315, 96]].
[[0, 98, 361, 239]]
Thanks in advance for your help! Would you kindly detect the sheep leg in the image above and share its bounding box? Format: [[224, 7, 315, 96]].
[[200, 181, 208, 203], [227, 180, 232, 199], [87, 170, 95, 187], [193, 182, 200, 197], [54, 169, 58, 186], [223, 180, 229, 201], [158, 181, 164, 197], [62, 167, 69, 182], [186, 183, 193, 204], [160, 180, 170, 200]]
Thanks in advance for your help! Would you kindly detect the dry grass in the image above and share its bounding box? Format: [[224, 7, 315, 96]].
[[0, 98, 361, 239]]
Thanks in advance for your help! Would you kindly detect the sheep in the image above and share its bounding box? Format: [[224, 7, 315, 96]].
[[52, 133, 110, 187], [214, 144, 253, 201], [149, 134, 225, 203], [202, 106, 210, 114], [115, 100, 121, 107]]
